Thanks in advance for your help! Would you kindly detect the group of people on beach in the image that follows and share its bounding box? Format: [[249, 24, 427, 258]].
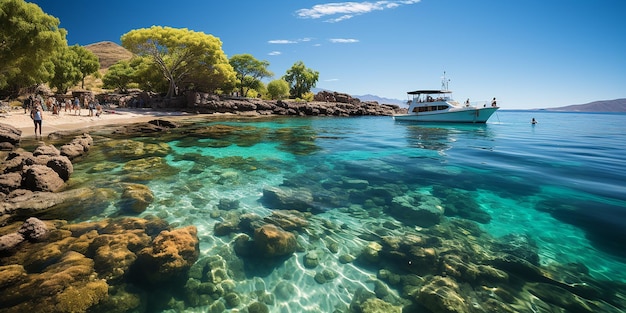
[[22, 94, 104, 137]]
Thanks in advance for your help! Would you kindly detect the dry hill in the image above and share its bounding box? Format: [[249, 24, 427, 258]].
[[85, 41, 133, 69], [546, 98, 626, 112]]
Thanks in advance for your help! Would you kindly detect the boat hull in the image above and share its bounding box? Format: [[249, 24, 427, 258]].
[[393, 107, 498, 123]]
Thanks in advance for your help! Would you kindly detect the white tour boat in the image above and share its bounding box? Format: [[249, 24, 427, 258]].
[[393, 74, 499, 123]]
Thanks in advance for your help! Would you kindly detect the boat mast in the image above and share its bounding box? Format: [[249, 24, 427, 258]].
[[441, 71, 450, 91]]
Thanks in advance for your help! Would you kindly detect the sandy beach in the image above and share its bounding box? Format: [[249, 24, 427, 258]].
[[1, 107, 193, 138]]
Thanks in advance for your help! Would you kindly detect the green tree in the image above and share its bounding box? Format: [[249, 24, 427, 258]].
[[49, 46, 82, 94], [283, 61, 319, 99], [71, 45, 100, 89], [121, 26, 235, 99], [0, 0, 67, 93], [267, 79, 290, 100], [229, 54, 272, 97], [102, 59, 135, 93]]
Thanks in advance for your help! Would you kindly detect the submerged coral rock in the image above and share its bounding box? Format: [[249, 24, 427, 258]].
[[388, 193, 444, 227], [418, 276, 469, 313], [253, 224, 297, 257], [119, 183, 155, 213], [136, 226, 200, 283]]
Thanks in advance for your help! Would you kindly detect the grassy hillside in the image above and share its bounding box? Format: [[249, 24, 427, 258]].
[[85, 41, 134, 69], [72, 41, 134, 93]]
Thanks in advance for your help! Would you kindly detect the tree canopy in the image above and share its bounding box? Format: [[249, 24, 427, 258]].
[[267, 79, 290, 100], [229, 54, 273, 97], [72, 44, 100, 89], [0, 0, 67, 93], [283, 61, 319, 99], [121, 26, 236, 98], [48, 45, 82, 94]]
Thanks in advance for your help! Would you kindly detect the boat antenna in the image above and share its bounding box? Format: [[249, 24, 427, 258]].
[[441, 71, 450, 91]]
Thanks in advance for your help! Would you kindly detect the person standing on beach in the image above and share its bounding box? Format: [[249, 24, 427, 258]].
[[30, 104, 43, 137]]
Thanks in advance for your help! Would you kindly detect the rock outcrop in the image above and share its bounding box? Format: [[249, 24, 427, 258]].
[[0, 123, 21, 150], [187, 92, 405, 116]]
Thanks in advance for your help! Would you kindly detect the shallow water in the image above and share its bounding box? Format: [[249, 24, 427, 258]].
[[63, 111, 626, 311]]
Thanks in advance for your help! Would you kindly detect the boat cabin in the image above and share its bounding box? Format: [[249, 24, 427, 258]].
[[407, 90, 458, 113]]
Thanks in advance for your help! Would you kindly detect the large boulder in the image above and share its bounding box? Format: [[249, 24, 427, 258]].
[[0, 123, 21, 150], [59, 134, 93, 160], [21, 164, 65, 192]]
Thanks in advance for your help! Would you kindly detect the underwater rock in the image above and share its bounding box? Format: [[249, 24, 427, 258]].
[[247, 301, 269, 313], [492, 233, 539, 265], [388, 192, 444, 227], [360, 298, 402, 313], [122, 156, 177, 181], [261, 186, 316, 212], [0, 250, 109, 313], [136, 226, 200, 283], [418, 276, 469, 313], [314, 268, 338, 284], [91, 230, 152, 281], [432, 185, 491, 223], [119, 183, 155, 214], [263, 210, 311, 231], [213, 220, 240, 236], [253, 224, 297, 257], [217, 198, 240, 211], [303, 250, 321, 268]]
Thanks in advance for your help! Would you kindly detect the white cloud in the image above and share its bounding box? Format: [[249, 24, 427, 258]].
[[268, 51, 282, 56], [268, 39, 297, 44], [325, 78, 340, 82], [329, 38, 359, 43], [296, 0, 420, 22]]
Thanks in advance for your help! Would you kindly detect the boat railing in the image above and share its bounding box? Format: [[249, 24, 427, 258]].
[[459, 100, 491, 108]]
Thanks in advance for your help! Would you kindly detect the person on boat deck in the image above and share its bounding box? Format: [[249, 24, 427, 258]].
[[427, 96, 433, 102], [491, 97, 497, 107], [465, 99, 470, 107]]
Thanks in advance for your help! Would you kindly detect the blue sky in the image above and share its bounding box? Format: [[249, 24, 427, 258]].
[[29, 0, 626, 109]]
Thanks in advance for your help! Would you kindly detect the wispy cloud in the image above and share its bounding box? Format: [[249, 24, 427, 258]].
[[268, 51, 282, 56], [329, 38, 359, 43], [296, 0, 420, 22], [268, 39, 298, 44], [325, 78, 340, 82]]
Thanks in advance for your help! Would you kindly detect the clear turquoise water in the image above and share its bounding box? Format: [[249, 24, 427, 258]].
[[67, 111, 626, 311]]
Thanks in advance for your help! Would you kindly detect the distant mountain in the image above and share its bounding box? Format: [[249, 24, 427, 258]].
[[353, 94, 406, 106], [545, 98, 626, 112], [85, 41, 133, 69]]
